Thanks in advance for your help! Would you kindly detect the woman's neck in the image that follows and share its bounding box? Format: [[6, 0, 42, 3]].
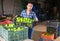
[[26, 9, 31, 15]]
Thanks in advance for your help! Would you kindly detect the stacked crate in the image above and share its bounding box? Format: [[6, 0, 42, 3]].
[[46, 20, 59, 38], [0, 26, 8, 41], [39, 32, 54, 41], [23, 27, 28, 39], [0, 26, 28, 41]]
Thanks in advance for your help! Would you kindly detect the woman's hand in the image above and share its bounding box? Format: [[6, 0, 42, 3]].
[[35, 18, 38, 21]]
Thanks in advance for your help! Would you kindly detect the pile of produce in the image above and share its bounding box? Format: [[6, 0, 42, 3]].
[[5, 23, 25, 31], [42, 32, 52, 36], [16, 17, 34, 23], [16, 17, 35, 27]]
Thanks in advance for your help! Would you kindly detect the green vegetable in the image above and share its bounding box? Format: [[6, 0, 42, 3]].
[[16, 17, 34, 23]]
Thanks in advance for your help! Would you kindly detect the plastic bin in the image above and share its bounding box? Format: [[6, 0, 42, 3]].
[[40, 32, 54, 41], [39, 38, 53, 41], [0, 26, 28, 41], [0, 27, 8, 41], [46, 21, 59, 28], [47, 27, 56, 34]]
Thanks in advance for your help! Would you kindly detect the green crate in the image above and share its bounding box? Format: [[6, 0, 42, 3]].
[[0, 27, 8, 41], [23, 27, 28, 39], [0, 26, 28, 41]]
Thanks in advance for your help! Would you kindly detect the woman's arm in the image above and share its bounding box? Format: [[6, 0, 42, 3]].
[[33, 12, 38, 21]]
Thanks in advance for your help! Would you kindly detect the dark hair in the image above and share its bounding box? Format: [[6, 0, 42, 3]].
[[27, 2, 33, 5]]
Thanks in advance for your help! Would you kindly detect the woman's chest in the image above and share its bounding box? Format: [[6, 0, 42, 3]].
[[23, 13, 33, 18]]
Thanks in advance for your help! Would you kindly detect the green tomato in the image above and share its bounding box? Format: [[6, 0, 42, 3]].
[[25, 18, 28, 21], [5, 24, 9, 27], [7, 24, 10, 27], [8, 24, 10, 27], [23, 18, 25, 20], [29, 20, 32, 23], [19, 18, 22, 22], [8, 29, 10, 31], [27, 23, 32, 27], [17, 27, 21, 31], [25, 18, 27, 19], [11, 23, 14, 27], [9, 24, 14, 27], [17, 17, 20, 20], [5, 24, 10, 28], [14, 28, 17, 31], [5, 24, 8, 27], [20, 19, 22, 22], [14, 30, 16, 31], [21, 28, 24, 30], [23, 18, 26, 22], [16, 20, 20, 22], [23, 19, 26, 22], [0, 25, 2, 27], [20, 28, 22, 30], [5, 24, 7, 27], [11, 28, 14, 31]]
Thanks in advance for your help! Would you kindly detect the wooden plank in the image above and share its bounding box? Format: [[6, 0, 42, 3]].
[[0, 0, 2, 14], [3, 0, 14, 14]]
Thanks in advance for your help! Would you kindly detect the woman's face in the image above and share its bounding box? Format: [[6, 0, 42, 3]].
[[27, 3, 33, 11]]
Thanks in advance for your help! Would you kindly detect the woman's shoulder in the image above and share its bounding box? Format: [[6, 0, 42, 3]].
[[31, 11, 35, 14]]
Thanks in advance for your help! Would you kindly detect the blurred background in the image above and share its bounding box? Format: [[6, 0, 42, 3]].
[[0, 0, 60, 41], [0, 0, 60, 21]]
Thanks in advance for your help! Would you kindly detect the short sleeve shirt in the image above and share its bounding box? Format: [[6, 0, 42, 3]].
[[20, 10, 37, 20]]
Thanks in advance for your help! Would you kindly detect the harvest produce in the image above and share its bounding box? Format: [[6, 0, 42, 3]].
[[16, 17, 34, 23], [44, 33, 52, 36], [0, 24, 3, 27], [5, 23, 15, 28], [26, 23, 32, 27], [5, 25, 25, 31]]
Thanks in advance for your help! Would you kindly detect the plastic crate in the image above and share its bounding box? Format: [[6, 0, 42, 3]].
[[47, 27, 58, 38], [0, 26, 28, 41], [0, 27, 8, 41], [46, 21, 59, 28], [39, 38, 53, 41], [23, 27, 28, 39], [40, 32, 54, 41], [8, 31, 24, 41], [47, 27, 57, 34]]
